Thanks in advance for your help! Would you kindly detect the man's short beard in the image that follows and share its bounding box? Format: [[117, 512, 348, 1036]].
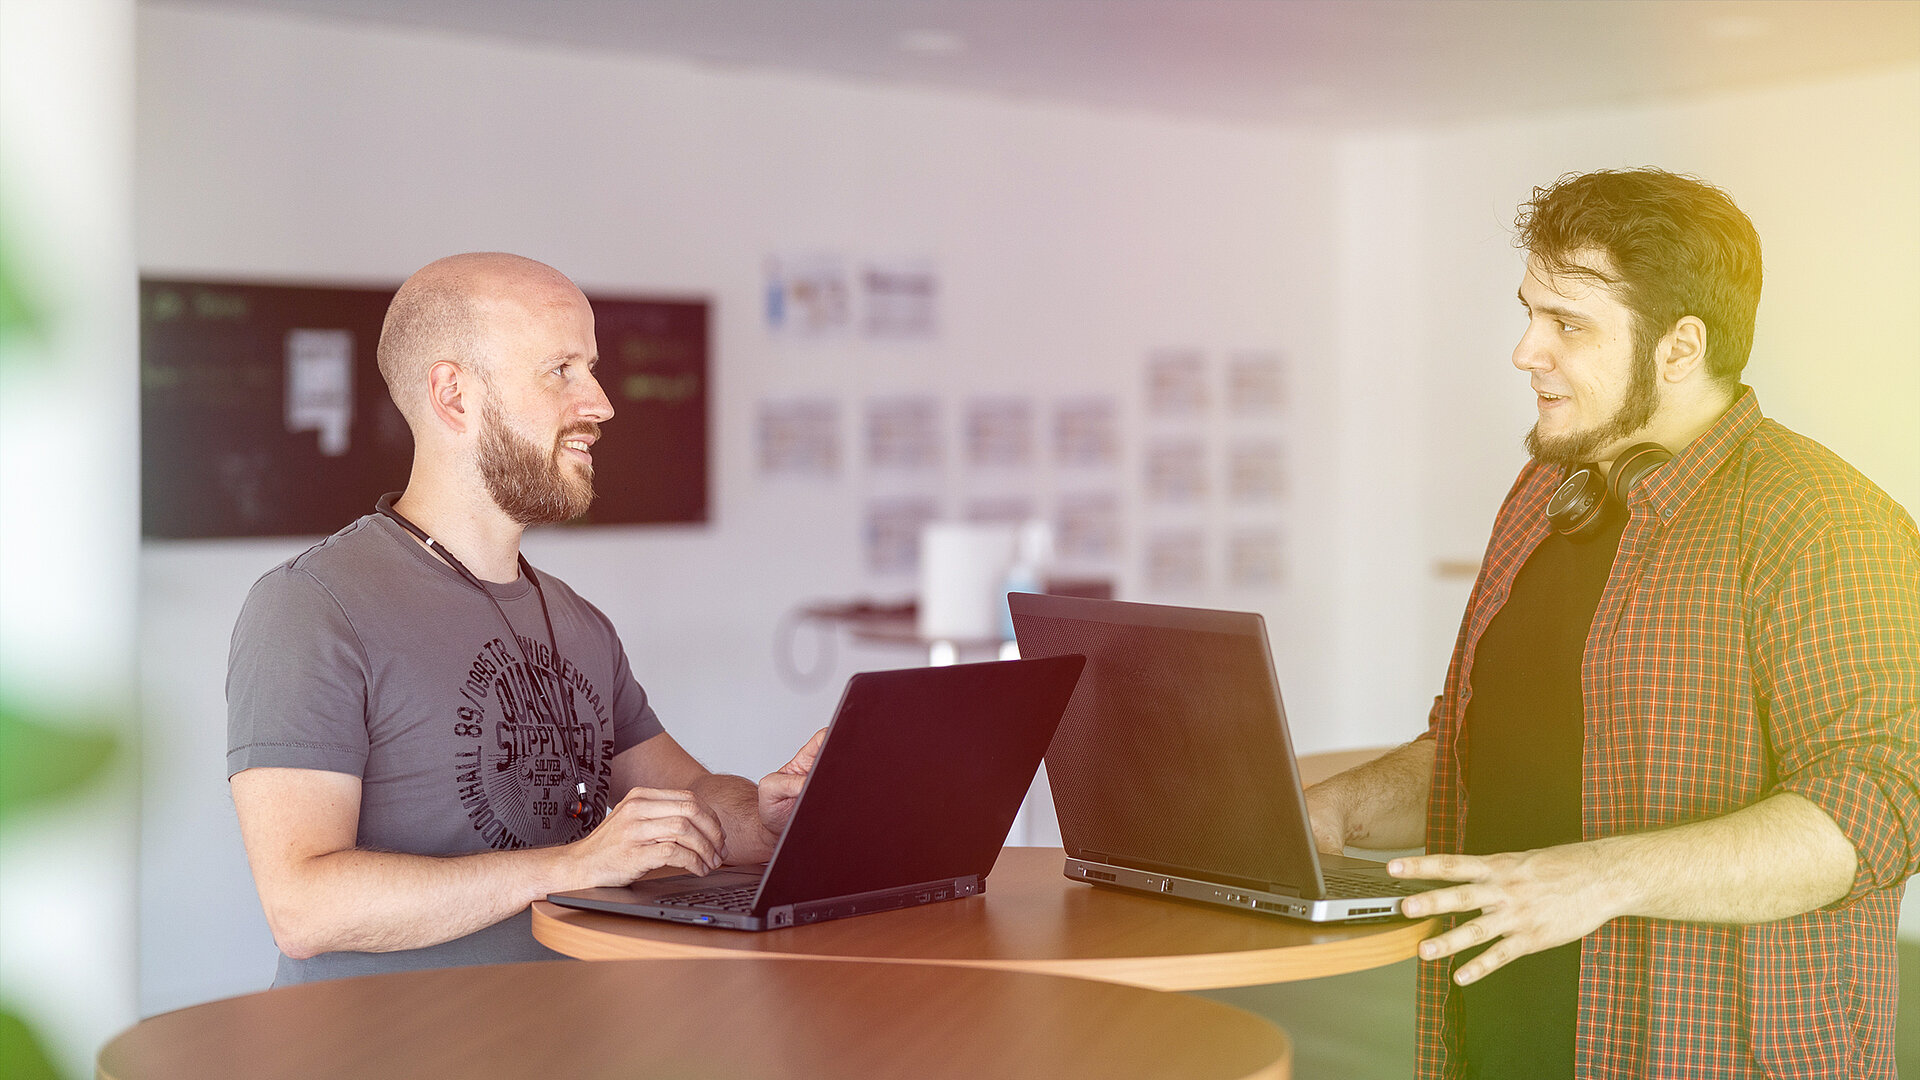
[[1524, 336, 1660, 467], [477, 397, 597, 526]]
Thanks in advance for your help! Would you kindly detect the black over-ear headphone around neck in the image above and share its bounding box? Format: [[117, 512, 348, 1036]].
[[1543, 442, 1672, 539]]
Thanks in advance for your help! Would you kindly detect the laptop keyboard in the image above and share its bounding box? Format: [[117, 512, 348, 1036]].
[[657, 884, 758, 912], [1321, 871, 1428, 898]]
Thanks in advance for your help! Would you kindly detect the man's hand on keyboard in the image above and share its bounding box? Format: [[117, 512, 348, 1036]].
[[571, 787, 728, 887]]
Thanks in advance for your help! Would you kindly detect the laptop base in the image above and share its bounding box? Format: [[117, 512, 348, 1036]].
[[1064, 856, 1411, 923], [549, 873, 984, 932]]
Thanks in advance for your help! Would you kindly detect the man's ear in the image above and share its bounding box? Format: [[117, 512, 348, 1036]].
[[1657, 316, 1708, 384], [426, 360, 476, 434]]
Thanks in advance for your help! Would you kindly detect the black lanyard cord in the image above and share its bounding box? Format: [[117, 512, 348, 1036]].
[[374, 492, 559, 674]]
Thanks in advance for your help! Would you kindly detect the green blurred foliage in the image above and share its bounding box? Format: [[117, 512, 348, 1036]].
[[0, 192, 100, 1080], [0, 214, 48, 344], [0, 704, 118, 821], [0, 1009, 61, 1080]]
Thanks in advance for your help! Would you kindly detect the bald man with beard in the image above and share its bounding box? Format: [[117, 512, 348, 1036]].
[[227, 253, 821, 985]]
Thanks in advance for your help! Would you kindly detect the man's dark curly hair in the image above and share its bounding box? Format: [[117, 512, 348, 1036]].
[[1516, 169, 1762, 387]]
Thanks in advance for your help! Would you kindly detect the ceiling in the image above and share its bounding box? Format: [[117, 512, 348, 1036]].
[[164, 0, 1920, 127]]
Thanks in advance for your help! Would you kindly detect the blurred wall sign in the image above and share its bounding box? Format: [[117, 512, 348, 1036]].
[[1145, 350, 1209, 416], [865, 396, 943, 471], [141, 278, 710, 537], [861, 259, 938, 338], [758, 398, 841, 477], [965, 397, 1034, 468], [1053, 397, 1120, 469], [1226, 352, 1287, 415], [765, 254, 851, 336], [284, 329, 354, 456]]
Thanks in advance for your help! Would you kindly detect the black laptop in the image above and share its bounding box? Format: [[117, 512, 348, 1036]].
[[1010, 593, 1439, 922], [546, 655, 1085, 930]]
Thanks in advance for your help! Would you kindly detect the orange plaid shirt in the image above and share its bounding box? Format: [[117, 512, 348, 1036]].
[[1418, 388, 1920, 1079]]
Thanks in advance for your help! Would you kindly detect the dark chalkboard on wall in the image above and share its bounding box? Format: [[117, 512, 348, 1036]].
[[139, 278, 709, 539]]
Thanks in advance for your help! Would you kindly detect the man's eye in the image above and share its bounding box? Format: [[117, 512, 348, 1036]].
[[1558, 322, 1578, 334]]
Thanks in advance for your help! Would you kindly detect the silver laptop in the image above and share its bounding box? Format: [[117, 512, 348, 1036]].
[[546, 655, 1085, 930], [1010, 593, 1437, 922]]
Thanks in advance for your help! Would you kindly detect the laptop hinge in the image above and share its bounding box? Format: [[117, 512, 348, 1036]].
[[1079, 850, 1303, 895]]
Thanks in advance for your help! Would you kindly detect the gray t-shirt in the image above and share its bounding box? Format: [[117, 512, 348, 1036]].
[[227, 513, 664, 985]]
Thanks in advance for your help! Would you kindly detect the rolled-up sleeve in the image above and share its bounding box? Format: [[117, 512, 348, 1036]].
[[1755, 518, 1920, 906]]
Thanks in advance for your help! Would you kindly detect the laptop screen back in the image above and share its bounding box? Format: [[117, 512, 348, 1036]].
[[1010, 594, 1325, 895], [755, 655, 1085, 906]]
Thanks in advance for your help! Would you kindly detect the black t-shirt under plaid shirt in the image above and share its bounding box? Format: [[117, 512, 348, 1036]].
[[1458, 505, 1625, 1078]]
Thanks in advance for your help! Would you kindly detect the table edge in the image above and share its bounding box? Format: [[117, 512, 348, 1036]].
[[532, 900, 1433, 990]]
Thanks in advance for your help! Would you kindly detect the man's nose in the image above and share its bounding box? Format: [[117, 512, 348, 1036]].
[[580, 374, 615, 423], [1512, 326, 1552, 373]]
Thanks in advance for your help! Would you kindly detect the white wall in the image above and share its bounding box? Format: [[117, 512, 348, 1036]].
[[132, 4, 1920, 1019], [135, 3, 1345, 1014]]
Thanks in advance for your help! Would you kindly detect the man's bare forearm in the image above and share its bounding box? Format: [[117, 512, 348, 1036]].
[[1587, 791, 1856, 924], [691, 772, 774, 864], [237, 766, 728, 961], [268, 844, 580, 958], [1398, 791, 1859, 985], [1304, 737, 1436, 852]]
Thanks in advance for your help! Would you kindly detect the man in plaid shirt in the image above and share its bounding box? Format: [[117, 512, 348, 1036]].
[[1307, 169, 1920, 1078]]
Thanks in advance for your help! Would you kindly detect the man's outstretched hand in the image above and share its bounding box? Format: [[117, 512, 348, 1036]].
[[756, 727, 828, 844]]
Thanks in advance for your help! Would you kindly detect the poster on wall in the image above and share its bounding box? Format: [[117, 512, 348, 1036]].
[[1227, 351, 1286, 415], [1145, 349, 1208, 416], [764, 254, 850, 336], [864, 495, 941, 574], [1228, 440, 1286, 503], [965, 495, 1035, 524], [758, 398, 841, 477], [865, 396, 943, 470], [1228, 529, 1286, 590], [965, 397, 1035, 468], [139, 278, 709, 538], [1144, 529, 1206, 592], [1144, 439, 1208, 504], [861, 258, 938, 338], [1052, 396, 1119, 468], [1056, 491, 1121, 562]]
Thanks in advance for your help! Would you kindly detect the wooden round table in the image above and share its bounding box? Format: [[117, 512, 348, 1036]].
[[97, 958, 1292, 1080], [534, 846, 1433, 990]]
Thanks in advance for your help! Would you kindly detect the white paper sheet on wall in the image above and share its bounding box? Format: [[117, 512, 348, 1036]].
[[765, 254, 851, 336], [758, 399, 841, 476], [1144, 528, 1206, 592], [1145, 349, 1208, 416], [1228, 528, 1286, 590], [1228, 439, 1286, 503], [1052, 396, 1119, 468], [965, 397, 1035, 468], [965, 495, 1035, 524], [862, 259, 938, 338], [284, 328, 353, 456], [1226, 351, 1286, 415], [1144, 439, 1208, 503], [864, 495, 941, 574], [1056, 491, 1121, 562], [865, 396, 943, 470]]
